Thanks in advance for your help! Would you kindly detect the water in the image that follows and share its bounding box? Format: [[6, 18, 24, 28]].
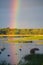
[[0, 37, 43, 65]]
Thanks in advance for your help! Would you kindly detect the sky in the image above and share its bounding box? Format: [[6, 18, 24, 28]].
[[0, 0, 43, 28]]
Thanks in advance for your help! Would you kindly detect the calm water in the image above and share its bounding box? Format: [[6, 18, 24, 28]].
[[0, 37, 43, 65]]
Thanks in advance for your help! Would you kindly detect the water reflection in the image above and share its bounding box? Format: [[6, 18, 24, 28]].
[[0, 37, 43, 65]]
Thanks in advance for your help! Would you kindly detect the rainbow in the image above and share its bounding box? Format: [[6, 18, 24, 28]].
[[9, 0, 20, 64], [9, 0, 20, 28]]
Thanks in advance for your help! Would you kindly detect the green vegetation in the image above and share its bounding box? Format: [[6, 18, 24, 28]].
[[0, 28, 43, 35], [0, 28, 9, 35], [18, 54, 43, 65]]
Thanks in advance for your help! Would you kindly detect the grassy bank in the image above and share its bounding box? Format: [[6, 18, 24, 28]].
[[18, 54, 43, 65]]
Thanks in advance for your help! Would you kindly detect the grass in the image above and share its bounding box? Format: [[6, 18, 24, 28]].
[[18, 54, 43, 65]]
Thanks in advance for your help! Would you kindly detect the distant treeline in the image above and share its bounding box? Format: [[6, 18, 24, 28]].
[[0, 28, 43, 35]]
